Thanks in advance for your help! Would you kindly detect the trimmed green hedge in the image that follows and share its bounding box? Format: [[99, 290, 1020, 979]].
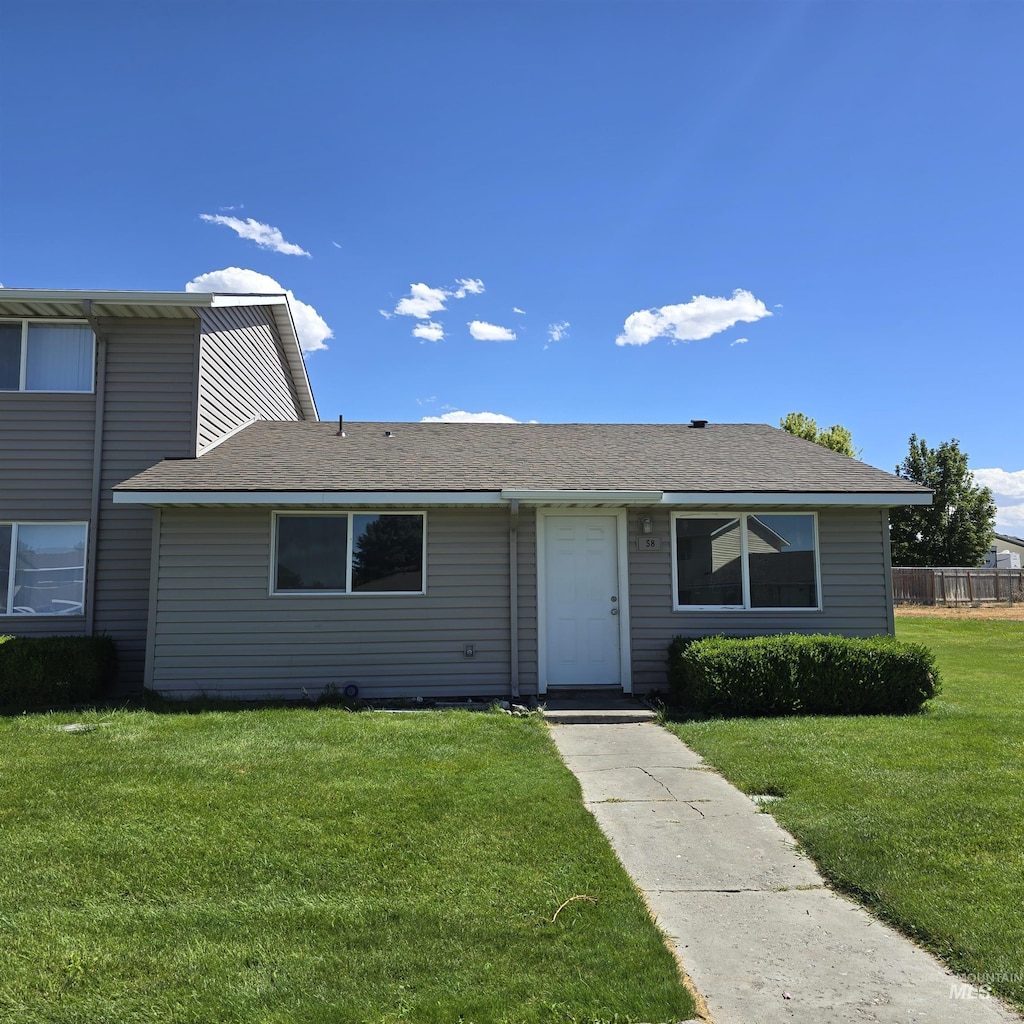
[[0, 635, 118, 710], [668, 634, 939, 716]]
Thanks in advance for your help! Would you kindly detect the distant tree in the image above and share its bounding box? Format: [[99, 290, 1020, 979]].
[[780, 412, 859, 458], [352, 515, 424, 591], [889, 435, 996, 567]]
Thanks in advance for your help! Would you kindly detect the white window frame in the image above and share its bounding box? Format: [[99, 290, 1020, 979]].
[[670, 511, 822, 612], [1, 521, 89, 616], [270, 511, 427, 596], [0, 319, 96, 394]]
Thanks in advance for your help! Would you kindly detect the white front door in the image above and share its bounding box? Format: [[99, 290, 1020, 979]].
[[541, 514, 623, 688]]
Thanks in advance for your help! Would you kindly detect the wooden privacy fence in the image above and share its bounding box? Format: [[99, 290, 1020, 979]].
[[892, 567, 1024, 606]]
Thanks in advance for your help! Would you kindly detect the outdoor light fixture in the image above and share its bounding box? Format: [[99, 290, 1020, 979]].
[[640, 516, 653, 534]]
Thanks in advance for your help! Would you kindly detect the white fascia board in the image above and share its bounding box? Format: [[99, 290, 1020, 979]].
[[265, 300, 319, 422], [208, 293, 288, 307], [501, 489, 664, 503], [0, 289, 286, 307], [113, 490, 507, 506], [0, 289, 212, 306], [659, 491, 933, 506]]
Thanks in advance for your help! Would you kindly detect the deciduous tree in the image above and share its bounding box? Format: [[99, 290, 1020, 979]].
[[889, 435, 996, 567], [780, 412, 858, 458]]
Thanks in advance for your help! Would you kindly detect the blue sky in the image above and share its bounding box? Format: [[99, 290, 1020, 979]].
[[3, 0, 1022, 533]]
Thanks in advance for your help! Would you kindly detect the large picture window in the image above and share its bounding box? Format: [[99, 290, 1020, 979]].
[[672, 513, 820, 610], [1, 522, 88, 616], [0, 321, 94, 393], [273, 513, 425, 595]]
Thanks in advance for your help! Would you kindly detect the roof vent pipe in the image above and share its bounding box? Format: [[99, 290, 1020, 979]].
[[336, 415, 345, 437], [690, 419, 708, 429]]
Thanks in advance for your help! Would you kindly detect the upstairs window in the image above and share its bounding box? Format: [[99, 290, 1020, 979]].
[[1, 522, 88, 616], [273, 512, 426, 595], [0, 322, 94, 392], [672, 513, 820, 610]]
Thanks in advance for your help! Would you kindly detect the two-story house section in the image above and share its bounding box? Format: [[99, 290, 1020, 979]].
[[0, 289, 317, 687]]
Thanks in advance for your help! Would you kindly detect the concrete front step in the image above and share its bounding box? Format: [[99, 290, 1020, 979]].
[[542, 692, 657, 724]]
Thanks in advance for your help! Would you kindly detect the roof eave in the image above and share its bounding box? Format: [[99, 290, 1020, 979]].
[[112, 488, 933, 508], [659, 491, 933, 507], [0, 289, 318, 422]]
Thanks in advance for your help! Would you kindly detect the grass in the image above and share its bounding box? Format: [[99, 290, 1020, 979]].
[[664, 616, 1024, 1013], [0, 709, 695, 1024]]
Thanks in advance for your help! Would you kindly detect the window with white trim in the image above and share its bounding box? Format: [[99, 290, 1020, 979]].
[[672, 512, 820, 610], [273, 512, 426, 594], [1, 522, 88, 615], [0, 321, 95, 393]]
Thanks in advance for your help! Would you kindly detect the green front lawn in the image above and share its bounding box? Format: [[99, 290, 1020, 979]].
[[665, 617, 1024, 1012], [0, 709, 694, 1024]]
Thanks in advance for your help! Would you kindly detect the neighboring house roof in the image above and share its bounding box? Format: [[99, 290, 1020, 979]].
[[0, 288, 317, 421], [114, 420, 933, 507], [992, 533, 1024, 555], [994, 532, 1024, 546]]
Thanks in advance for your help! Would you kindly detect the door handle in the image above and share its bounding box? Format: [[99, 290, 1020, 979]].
[[610, 608, 619, 615]]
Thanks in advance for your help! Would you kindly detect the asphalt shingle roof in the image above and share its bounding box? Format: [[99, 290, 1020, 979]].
[[115, 421, 929, 498]]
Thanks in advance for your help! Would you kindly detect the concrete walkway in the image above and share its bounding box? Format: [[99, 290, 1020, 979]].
[[546, 710, 1021, 1024]]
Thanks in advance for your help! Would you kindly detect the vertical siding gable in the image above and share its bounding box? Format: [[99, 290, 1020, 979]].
[[196, 306, 304, 450]]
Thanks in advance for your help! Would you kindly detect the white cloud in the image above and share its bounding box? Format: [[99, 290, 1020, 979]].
[[731, 337, 749, 346], [616, 289, 772, 347], [389, 278, 485, 320], [412, 321, 445, 343], [547, 321, 569, 343], [200, 214, 310, 257], [185, 268, 331, 353], [974, 468, 1024, 498], [545, 321, 569, 349], [975, 468, 1024, 535], [995, 504, 1024, 532], [453, 278, 485, 298], [331, 240, 343, 249], [513, 306, 526, 315], [421, 410, 520, 423], [394, 282, 449, 319], [469, 320, 516, 342]]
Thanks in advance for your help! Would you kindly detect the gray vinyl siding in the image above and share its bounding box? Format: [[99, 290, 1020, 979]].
[[515, 506, 538, 693], [92, 319, 198, 683], [196, 306, 303, 450], [149, 507, 527, 700], [0, 392, 95, 636], [0, 394, 96, 518], [627, 506, 893, 690]]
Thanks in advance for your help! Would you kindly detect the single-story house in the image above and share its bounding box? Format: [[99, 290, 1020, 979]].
[[114, 418, 932, 700]]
